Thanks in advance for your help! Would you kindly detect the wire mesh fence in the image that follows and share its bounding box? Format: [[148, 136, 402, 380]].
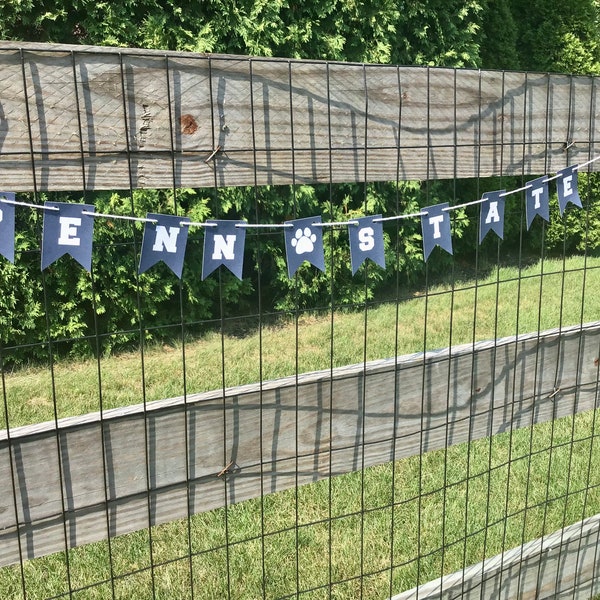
[[1, 42, 600, 599]]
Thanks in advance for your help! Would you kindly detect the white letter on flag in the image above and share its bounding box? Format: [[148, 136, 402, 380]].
[[212, 234, 236, 260], [531, 187, 544, 209], [58, 217, 82, 246], [358, 227, 375, 251], [429, 214, 444, 239], [485, 201, 500, 224], [562, 175, 573, 197], [152, 225, 180, 253]]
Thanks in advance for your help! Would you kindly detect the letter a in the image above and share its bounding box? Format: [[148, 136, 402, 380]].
[[485, 201, 500, 224], [479, 191, 505, 243]]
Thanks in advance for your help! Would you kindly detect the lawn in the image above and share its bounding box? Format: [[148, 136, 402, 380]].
[[3, 255, 600, 429], [1, 255, 600, 598]]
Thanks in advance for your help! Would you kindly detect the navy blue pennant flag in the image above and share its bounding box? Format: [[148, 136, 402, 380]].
[[557, 166, 582, 215], [139, 213, 190, 278], [421, 203, 453, 261], [348, 215, 385, 274], [0, 192, 16, 263], [479, 190, 506, 243], [284, 216, 325, 278], [41, 202, 95, 271], [526, 176, 550, 230], [202, 220, 246, 280]]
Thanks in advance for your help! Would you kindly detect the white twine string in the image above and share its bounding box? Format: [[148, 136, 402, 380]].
[[311, 220, 360, 227], [443, 198, 488, 212], [235, 222, 294, 229], [543, 173, 562, 183], [372, 211, 428, 222], [499, 183, 532, 197], [0, 198, 59, 211], [1, 152, 598, 226], [575, 155, 600, 170], [181, 221, 217, 228], [81, 210, 157, 224]]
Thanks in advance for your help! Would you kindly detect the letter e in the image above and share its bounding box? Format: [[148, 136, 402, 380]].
[[58, 216, 82, 246]]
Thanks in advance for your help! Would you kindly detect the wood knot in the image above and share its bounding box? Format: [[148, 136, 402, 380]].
[[137, 104, 152, 148], [180, 114, 198, 135]]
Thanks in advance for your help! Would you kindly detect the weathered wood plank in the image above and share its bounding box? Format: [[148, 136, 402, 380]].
[[0, 321, 599, 566], [0, 42, 598, 191], [391, 512, 600, 600]]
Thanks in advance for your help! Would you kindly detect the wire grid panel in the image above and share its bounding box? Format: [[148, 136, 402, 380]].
[[0, 42, 599, 599]]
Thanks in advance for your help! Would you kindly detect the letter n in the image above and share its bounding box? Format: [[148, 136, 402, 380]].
[[153, 225, 180, 253], [212, 234, 236, 260]]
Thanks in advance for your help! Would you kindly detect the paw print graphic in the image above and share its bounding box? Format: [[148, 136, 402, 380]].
[[291, 227, 317, 255]]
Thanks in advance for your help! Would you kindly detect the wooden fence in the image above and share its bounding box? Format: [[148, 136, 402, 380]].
[[0, 41, 599, 192], [1, 42, 600, 598], [393, 512, 600, 600], [1, 321, 600, 587]]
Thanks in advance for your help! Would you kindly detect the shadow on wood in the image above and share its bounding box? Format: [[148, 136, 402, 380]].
[[1, 321, 599, 567], [0, 42, 598, 190]]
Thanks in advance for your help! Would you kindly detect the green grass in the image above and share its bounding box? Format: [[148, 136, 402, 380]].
[[2, 255, 600, 598], [3, 410, 600, 599], [3, 255, 600, 429]]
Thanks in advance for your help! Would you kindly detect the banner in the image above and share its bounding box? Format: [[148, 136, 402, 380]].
[[348, 215, 385, 274], [284, 216, 325, 277], [421, 203, 453, 261], [139, 213, 190, 278], [526, 176, 550, 230], [202, 220, 246, 280], [0, 157, 593, 278], [479, 190, 506, 243], [557, 166, 582, 215], [41, 202, 95, 271]]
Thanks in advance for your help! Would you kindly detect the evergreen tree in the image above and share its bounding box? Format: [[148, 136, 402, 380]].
[[508, 0, 600, 74], [0, 0, 484, 67], [478, 0, 520, 70]]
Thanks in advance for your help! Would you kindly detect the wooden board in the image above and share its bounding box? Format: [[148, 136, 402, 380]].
[[0, 42, 598, 191], [0, 321, 599, 566], [392, 512, 600, 599]]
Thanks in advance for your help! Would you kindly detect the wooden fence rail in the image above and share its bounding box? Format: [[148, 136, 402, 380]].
[[393, 512, 600, 600], [1, 321, 599, 568], [0, 41, 598, 191]]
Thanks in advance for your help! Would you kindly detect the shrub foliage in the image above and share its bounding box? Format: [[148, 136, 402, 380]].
[[1, 0, 599, 363]]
